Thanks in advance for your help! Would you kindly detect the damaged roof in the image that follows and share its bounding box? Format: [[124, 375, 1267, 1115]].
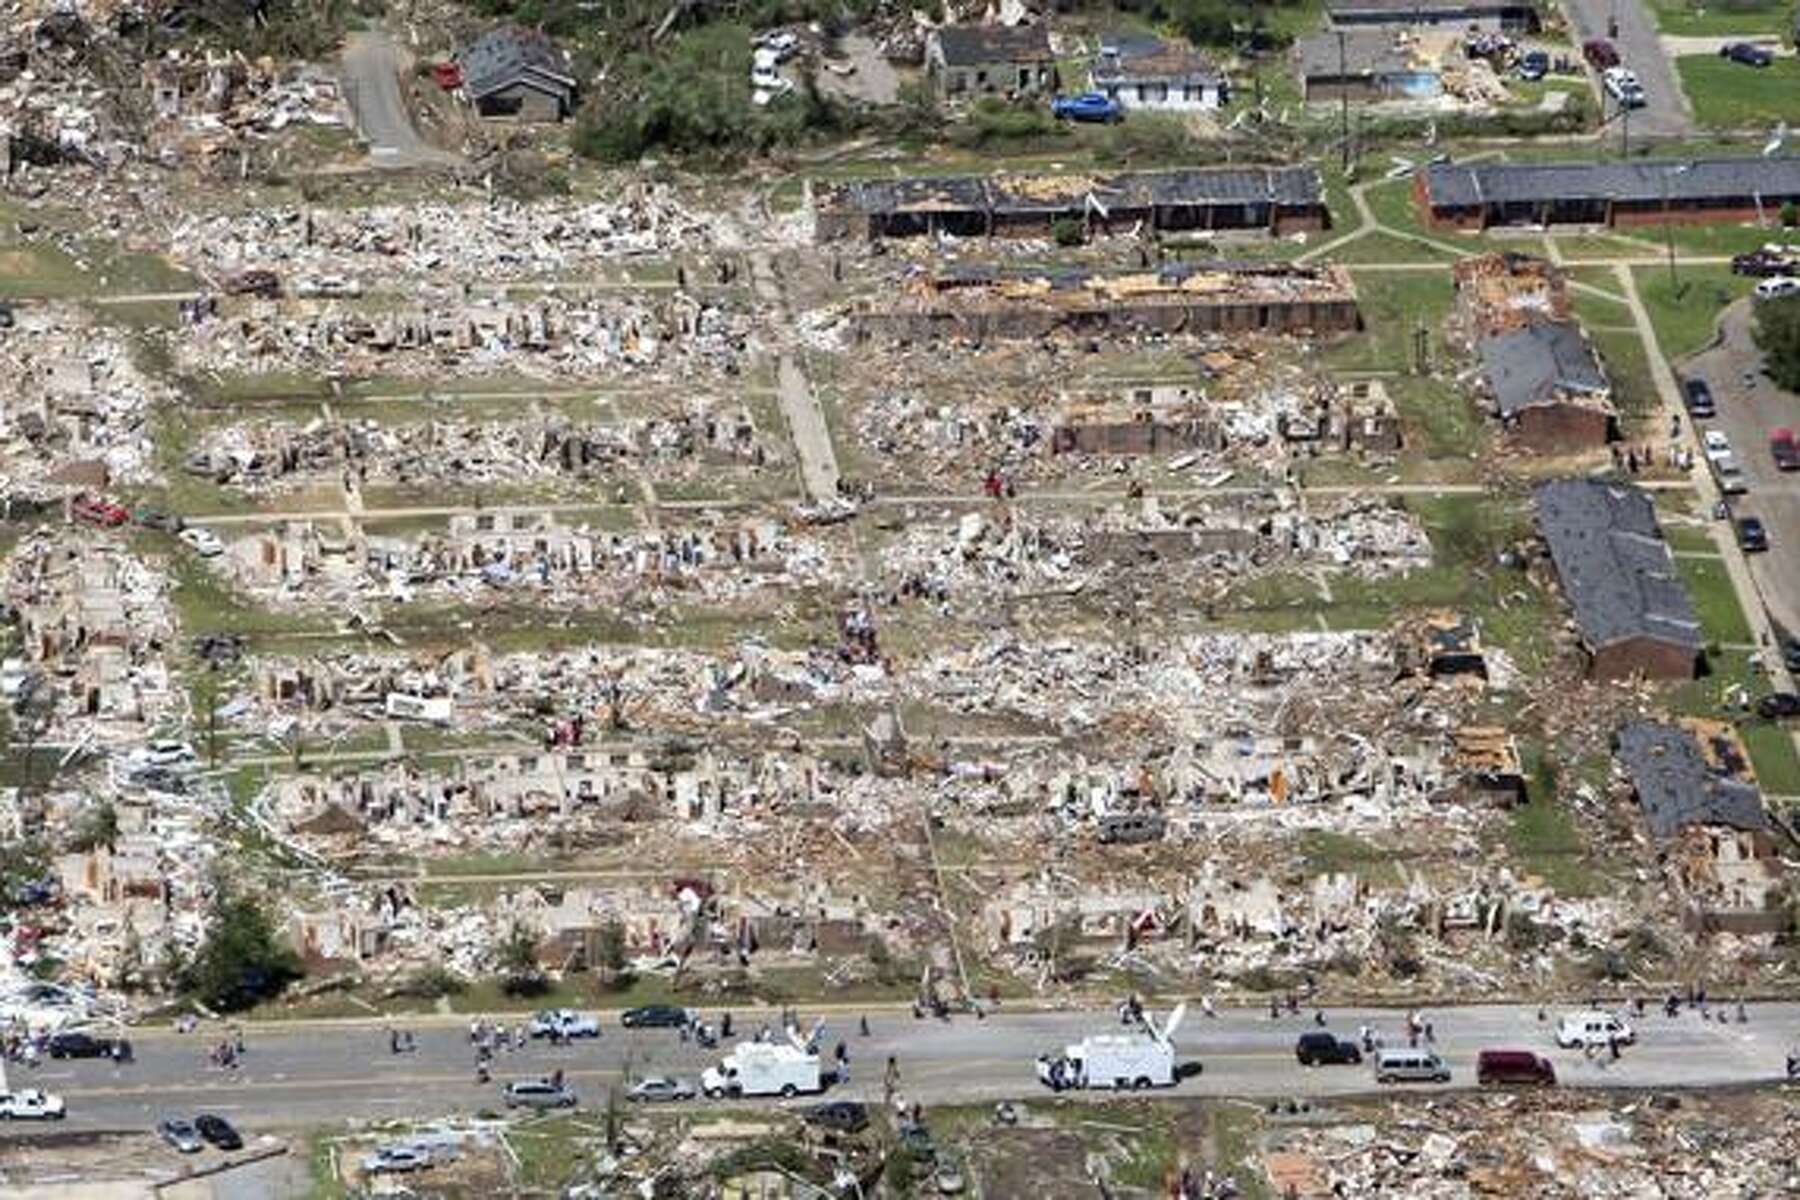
[[1296, 29, 1431, 78], [1534, 479, 1701, 654], [1424, 157, 1800, 209], [1093, 34, 1224, 86], [822, 166, 1322, 217], [1616, 720, 1769, 840], [459, 25, 575, 102], [1477, 321, 1610, 417], [931, 23, 1055, 66]]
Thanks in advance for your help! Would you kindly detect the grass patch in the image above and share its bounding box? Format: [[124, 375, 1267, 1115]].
[[1587, 326, 1661, 427], [1676, 55, 1800, 128], [1648, 0, 1794, 35], [1740, 721, 1800, 793], [1323, 270, 1456, 372], [1324, 231, 1458, 264], [509, 1114, 605, 1192], [1296, 830, 1403, 885], [1508, 751, 1599, 897], [1676, 554, 1754, 644], [427, 851, 562, 877], [1634, 264, 1756, 359]]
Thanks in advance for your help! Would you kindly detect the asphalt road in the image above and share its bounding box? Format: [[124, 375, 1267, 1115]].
[[339, 32, 456, 168], [1562, 0, 1694, 138], [1681, 300, 1800, 640], [7, 1003, 1795, 1138]]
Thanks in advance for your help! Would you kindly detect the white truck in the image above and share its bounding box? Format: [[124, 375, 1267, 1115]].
[[0, 1089, 67, 1119], [1037, 1003, 1185, 1091], [701, 1039, 823, 1099]]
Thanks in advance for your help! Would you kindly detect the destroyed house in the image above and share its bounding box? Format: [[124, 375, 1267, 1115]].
[[852, 261, 1359, 343], [1050, 385, 1222, 455], [458, 26, 576, 120], [1327, 0, 1541, 30], [1476, 321, 1614, 450], [814, 166, 1327, 241], [1419, 156, 1800, 231], [1296, 30, 1442, 103], [1535, 480, 1701, 680], [1092, 34, 1229, 111], [1616, 721, 1769, 842], [925, 24, 1056, 98]]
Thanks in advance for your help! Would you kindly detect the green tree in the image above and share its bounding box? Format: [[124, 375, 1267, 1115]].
[[66, 799, 118, 853], [0, 837, 49, 902], [596, 917, 632, 989], [498, 920, 549, 996], [1753, 295, 1800, 392], [181, 884, 302, 1012]]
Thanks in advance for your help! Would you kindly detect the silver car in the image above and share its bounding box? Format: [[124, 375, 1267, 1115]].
[[158, 1117, 203, 1153], [503, 1080, 577, 1109], [627, 1076, 695, 1103]]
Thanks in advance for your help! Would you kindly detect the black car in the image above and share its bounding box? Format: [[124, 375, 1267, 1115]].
[[803, 1100, 870, 1133], [195, 1113, 243, 1150], [48, 1031, 132, 1060], [1295, 1032, 1362, 1066], [1757, 691, 1800, 719], [1682, 377, 1716, 417], [1721, 41, 1774, 67], [619, 1005, 690, 1029], [1782, 637, 1800, 672], [134, 508, 185, 533], [1732, 249, 1796, 277], [1515, 49, 1549, 80], [1736, 516, 1769, 552]]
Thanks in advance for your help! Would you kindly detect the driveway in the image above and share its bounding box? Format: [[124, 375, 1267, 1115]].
[[1679, 299, 1800, 637], [1561, 0, 1696, 137], [339, 32, 458, 168]]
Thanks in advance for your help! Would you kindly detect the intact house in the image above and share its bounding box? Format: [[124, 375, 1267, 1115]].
[[1297, 29, 1442, 103], [1535, 479, 1702, 681], [1419, 156, 1800, 231], [1326, 0, 1541, 31], [1476, 321, 1615, 451], [814, 166, 1329, 242], [1091, 33, 1228, 112], [1615, 720, 1786, 933], [458, 26, 576, 121], [926, 24, 1056, 99]]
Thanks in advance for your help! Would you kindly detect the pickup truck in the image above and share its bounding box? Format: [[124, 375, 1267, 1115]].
[[1, 1089, 67, 1120], [527, 1008, 600, 1039], [1050, 93, 1123, 123], [1771, 428, 1800, 470]]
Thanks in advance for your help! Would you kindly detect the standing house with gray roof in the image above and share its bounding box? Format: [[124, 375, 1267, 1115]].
[[1296, 29, 1443, 103], [1534, 480, 1702, 680], [1092, 34, 1229, 112], [458, 26, 576, 121], [1418, 156, 1800, 231], [925, 25, 1056, 99], [1327, 0, 1540, 31], [1475, 321, 1614, 451]]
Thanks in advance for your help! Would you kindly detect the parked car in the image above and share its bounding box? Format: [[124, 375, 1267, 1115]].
[[1050, 92, 1124, 123], [179, 527, 223, 557], [627, 1076, 696, 1103], [1703, 429, 1733, 461], [1714, 452, 1749, 494], [72, 494, 129, 527], [1515, 49, 1549, 80], [361, 1145, 432, 1174], [1756, 691, 1800, 718], [527, 1009, 600, 1039], [159, 1117, 205, 1153], [803, 1100, 870, 1133], [1782, 637, 1800, 672], [1754, 276, 1800, 300], [1770, 428, 1799, 469], [1682, 377, 1716, 417], [134, 507, 186, 532], [620, 1005, 691, 1029], [1733, 249, 1796, 277], [195, 1113, 243, 1150], [503, 1079, 578, 1109], [129, 740, 198, 769], [47, 1030, 131, 1060], [1602, 66, 1646, 107], [1476, 1049, 1557, 1086], [1295, 1032, 1362, 1065], [1737, 516, 1769, 551], [0, 1089, 67, 1120], [1554, 1011, 1634, 1049], [1721, 41, 1774, 67], [1373, 1047, 1451, 1084], [1582, 38, 1620, 69]]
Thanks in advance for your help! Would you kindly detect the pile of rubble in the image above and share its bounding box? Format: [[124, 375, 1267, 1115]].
[[177, 293, 755, 381], [169, 188, 743, 280], [0, 303, 172, 493]]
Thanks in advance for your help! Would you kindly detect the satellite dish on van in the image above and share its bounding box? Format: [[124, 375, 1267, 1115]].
[[1145, 1001, 1187, 1048]]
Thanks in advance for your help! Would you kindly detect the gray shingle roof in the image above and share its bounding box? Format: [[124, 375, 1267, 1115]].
[[1477, 321, 1610, 417], [1616, 720, 1769, 840], [1425, 157, 1800, 210], [1296, 29, 1427, 78], [932, 24, 1054, 67], [1534, 479, 1701, 654], [1327, 0, 1533, 14], [1093, 34, 1224, 87], [460, 26, 573, 102], [821, 167, 1321, 218]]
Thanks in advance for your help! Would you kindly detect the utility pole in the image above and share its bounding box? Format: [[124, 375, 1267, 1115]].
[[1337, 30, 1350, 172]]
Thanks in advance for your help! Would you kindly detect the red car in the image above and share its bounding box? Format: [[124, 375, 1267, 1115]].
[[1771, 428, 1800, 471], [1582, 38, 1620, 69], [72, 495, 129, 527]]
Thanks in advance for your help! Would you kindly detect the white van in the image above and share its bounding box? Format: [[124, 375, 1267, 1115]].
[[1754, 276, 1800, 301], [1555, 1011, 1634, 1049], [1373, 1047, 1450, 1084]]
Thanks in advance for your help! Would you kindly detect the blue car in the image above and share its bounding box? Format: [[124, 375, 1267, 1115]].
[[1050, 92, 1123, 123]]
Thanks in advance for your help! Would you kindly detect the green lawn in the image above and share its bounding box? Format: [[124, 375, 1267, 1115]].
[[1386, 374, 1491, 461], [1325, 231, 1458, 264], [1676, 554, 1754, 644], [1675, 55, 1800, 128], [1587, 326, 1662, 425], [1296, 830, 1403, 885], [1741, 721, 1800, 793], [1634, 264, 1756, 359], [1324, 270, 1456, 372], [1507, 797, 1600, 897], [1649, 0, 1793, 37]]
